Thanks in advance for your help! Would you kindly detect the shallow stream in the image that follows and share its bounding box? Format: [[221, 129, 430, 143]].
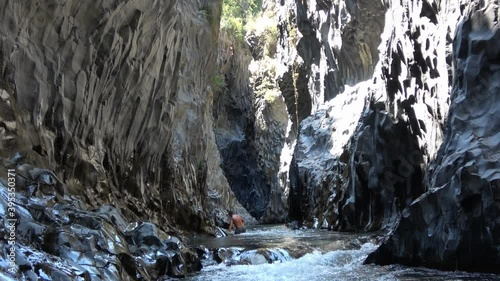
[[186, 225, 500, 281]]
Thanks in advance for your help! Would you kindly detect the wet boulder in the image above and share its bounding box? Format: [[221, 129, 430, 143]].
[[124, 222, 201, 278], [212, 247, 292, 266], [0, 166, 202, 280]]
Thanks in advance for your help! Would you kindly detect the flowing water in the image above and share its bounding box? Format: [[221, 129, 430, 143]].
[[185, 225, 500, 281]]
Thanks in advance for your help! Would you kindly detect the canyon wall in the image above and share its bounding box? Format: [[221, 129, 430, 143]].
[[367, 1, 500, 272], [213, 34, 271, 220], [280, 0, 462, 231], [213, 3, 289, 222], [278, 0, 499, 273], [0, 0, 248, 279], [0, 0, 499, 277]]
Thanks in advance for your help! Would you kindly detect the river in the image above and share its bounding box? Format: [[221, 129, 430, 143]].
[[185, 225, 500, 281]]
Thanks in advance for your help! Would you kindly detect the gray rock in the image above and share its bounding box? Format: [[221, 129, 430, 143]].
[[282, 0, 464, 233], [366, 1, 500, 272], [0, 165, 201, 279], [0, 0, 238, 236]]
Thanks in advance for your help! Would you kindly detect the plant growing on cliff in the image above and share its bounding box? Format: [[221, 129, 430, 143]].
[[222, 0, 262, 19], [220, 0, 263, 45], [210, 73, 226, 93], [246, 12, 278, 57]]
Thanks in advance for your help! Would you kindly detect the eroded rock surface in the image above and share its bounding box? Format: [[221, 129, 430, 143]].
[[366, 2, 500, 272], [213, 10, 289, 222], [213, 34, 271, 220], [0, 163, 200, 280], [0, 0, 253, 231], [284, 0, 464, 233], [0, 0, 252, 278]]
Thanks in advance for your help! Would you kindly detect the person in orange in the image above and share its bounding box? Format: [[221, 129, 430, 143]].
[[228, 211, 246, 234]]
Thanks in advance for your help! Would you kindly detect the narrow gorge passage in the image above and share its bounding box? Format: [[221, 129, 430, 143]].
[[0, 0, 499, 280]]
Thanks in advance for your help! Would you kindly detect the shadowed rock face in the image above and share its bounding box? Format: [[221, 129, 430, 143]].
[[214, 23, 289, 222], [0, 0, 245, 231], [366, 1, 500, 272], [0, 0, 254, 278], [213, 36, 271, 220]]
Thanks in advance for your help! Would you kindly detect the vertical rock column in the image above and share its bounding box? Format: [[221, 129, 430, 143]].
[[0, 0, 231, 232], [366, 1, 500, 272]]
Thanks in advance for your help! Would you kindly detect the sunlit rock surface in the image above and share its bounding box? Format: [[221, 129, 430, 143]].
[[366, 1, 500, 272], [281, 0, 464, 232]]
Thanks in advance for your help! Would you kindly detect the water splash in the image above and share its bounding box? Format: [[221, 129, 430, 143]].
[[187, 244, 381, 281], [188, 225, 500, 281]]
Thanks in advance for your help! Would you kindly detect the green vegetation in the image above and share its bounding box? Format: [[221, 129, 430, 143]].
[[222, 0, 262, 21], [221, 0, 263, 45], [251, 56, 279, 103], [246, 13, 278, 57], [210, 73, 226, 93]]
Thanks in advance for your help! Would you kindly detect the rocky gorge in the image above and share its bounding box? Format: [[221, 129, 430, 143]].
[[0, 0, 499, 280]]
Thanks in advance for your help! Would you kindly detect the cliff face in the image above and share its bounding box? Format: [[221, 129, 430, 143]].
[[0, 0, 245, 278], [0, 0, 228, 231], [280, 0, 461, 230], [213, 3, 289, 223], [275, 0, 388, 228], [279, 0, 500, 273], [367, 1, 500, 272], [213, 36, 270, 220]]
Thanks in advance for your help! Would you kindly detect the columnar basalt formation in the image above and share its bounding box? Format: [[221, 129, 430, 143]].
[[213, 33, 271, 220], [0, 0, 246, 278], [282, 0, 464, 232], [0, 0, 499, 277], [366, 1, 500, 272]]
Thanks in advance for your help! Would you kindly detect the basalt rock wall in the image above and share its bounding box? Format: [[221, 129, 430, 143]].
[[276, 0, 388, 228], [213, 34, 271, 220], [0, 0, 245, 278], [213, 3, 289, 222], [366, 1, 500, 272], [281, 0, 500, 274], [283, 0, 463, 232]]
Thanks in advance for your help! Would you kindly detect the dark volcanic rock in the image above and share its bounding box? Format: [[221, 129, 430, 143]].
[[0, 165, 200, 280], [214, 33, 275, 221], [211, 247, 292, 266], [276, 0, 385, 129], [283, 0, 465, 233], [0, 0, 243, 236], [0, 0, 254, 278], [366, 2, 500, 273]]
